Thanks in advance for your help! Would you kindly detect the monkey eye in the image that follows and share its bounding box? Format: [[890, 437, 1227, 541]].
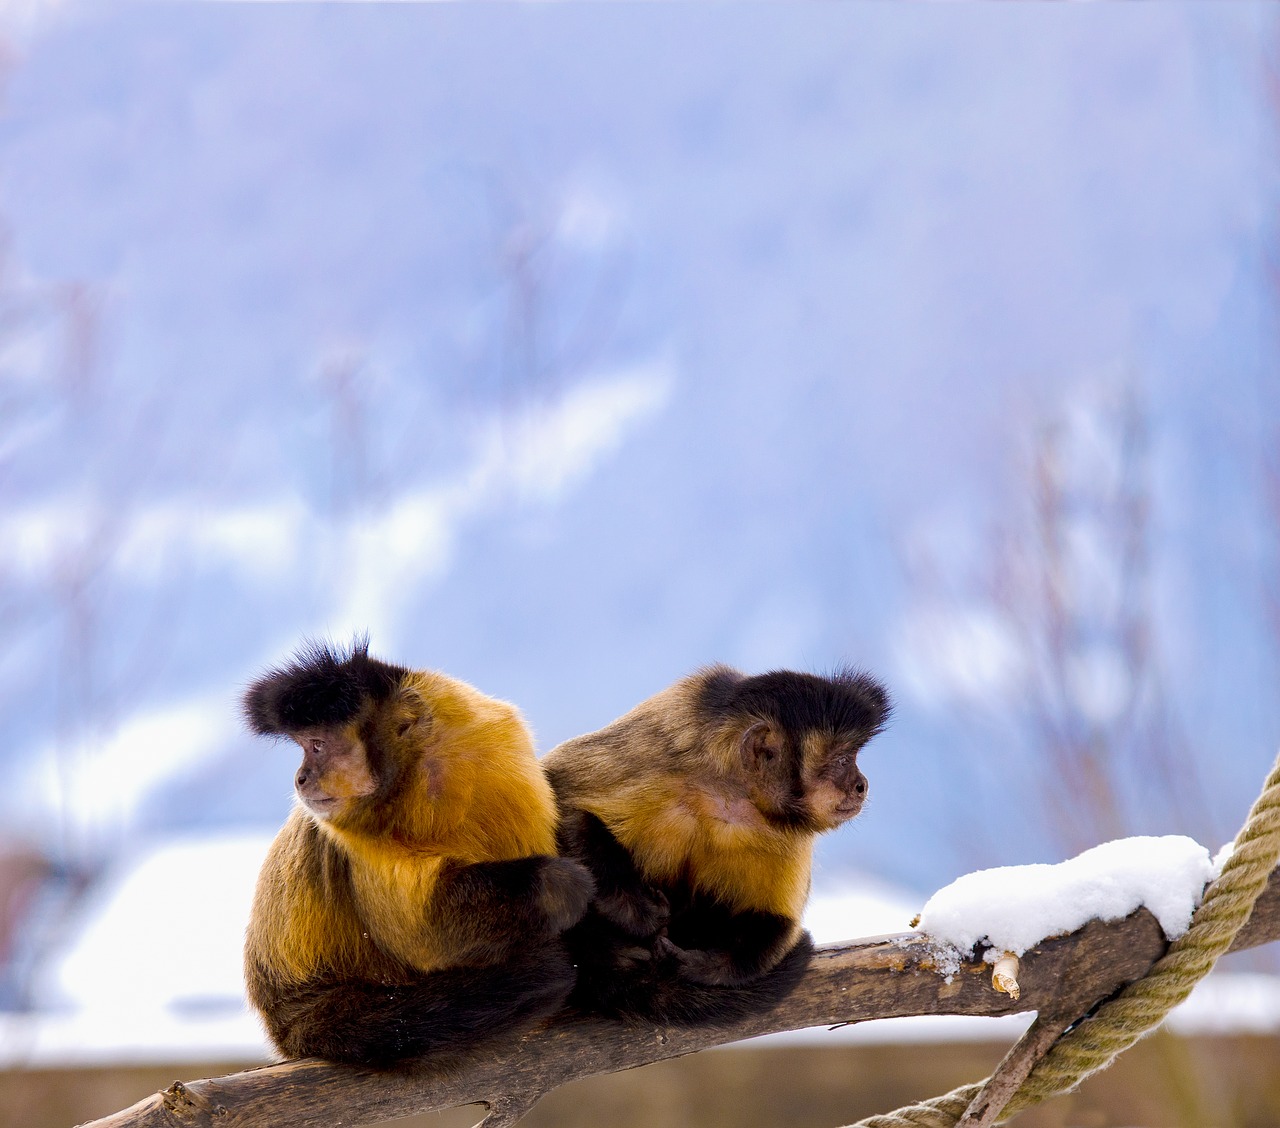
[[310, 738, 326, 754], [832, 752, 853, 769]]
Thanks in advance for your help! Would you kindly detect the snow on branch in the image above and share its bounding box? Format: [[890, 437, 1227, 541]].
[[79, 865, 1280, 1128]]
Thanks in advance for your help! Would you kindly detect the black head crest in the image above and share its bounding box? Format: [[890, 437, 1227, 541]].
[[699, 664, 891, 740], [244, 636, 408, 735]]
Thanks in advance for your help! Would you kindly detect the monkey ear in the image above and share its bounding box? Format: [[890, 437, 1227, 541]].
[[393, 685, 434, 741], [739, 721, 783, 769]]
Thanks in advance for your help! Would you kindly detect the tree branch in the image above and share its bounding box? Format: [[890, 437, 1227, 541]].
[[79, 867, 1280, 1128], [955, 1011, 1076, 1128]]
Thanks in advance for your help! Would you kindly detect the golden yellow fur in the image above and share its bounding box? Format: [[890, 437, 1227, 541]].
[[543, 678, 813, 921], [246, 812, 369, 985], [332, 670, 556, 860], [598, 778, 812, 921], [246, 671, 558, 985]]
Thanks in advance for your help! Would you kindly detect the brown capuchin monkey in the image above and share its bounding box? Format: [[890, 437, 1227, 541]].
[[542, 663, 890, 1024], [242, 639, 593, 1065]]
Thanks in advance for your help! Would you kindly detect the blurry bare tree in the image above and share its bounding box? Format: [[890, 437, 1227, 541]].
[[2, 258, 112, 864], [0, 138, 179, 1006], [305, 176, 635, 526], [993, 380, 1210, 855], [0, 240, 113, 996], [903, 376, 1216, 863], [0, 231, 79, 1005], [1267, 442, 1280, 648], [1265, 41, 1280, 684], [472, 177, 633, 431], [319, 350, 375, 521]]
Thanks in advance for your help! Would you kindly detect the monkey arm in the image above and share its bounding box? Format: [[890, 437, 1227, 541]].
[[660, 906, 803, 986], [557, 807, 670, 938], [426, 855, 593, 966]]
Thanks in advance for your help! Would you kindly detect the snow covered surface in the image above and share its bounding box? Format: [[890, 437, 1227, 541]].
[[803, 876, 922, 944], [915, 835, 1219, 959], [0, 1009, 268, 1068], [34, 834, 270, 1014], [1165, 972, 1280, 1035], [3, 833, 275, 1067]]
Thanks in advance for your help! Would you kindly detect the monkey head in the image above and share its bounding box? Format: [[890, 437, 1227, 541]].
[[728, 668, 889, 832], [244, 638, 413, 825]]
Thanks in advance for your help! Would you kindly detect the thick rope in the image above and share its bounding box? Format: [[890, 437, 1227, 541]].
[[847, 747, 1280, 1128]]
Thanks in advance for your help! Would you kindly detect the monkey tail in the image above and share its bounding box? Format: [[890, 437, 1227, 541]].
[[572, 930, 816, 1026], [256, 944, 577, 1067]]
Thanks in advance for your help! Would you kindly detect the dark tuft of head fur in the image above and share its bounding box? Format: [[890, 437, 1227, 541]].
[[698, 663, 891, 742], [243, 636, 409, 736]]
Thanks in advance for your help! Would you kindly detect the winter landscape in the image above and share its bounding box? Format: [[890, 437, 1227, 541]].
[[1, 3, 1278, 1126]]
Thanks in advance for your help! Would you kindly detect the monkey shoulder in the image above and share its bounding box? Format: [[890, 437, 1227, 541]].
[[406, 670, 535, 755]]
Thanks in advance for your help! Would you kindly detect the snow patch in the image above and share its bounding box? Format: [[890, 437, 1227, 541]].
[[803, 876, 922, 944], [1167, 973, 1280, 1035], [330, 360, 672, 639], [116, 500, 309, 583], [20, 695, 243, 836], [915, 835, 1217, 959], [744, 1014, 1036, 1049], [557, 182, 623, 251], [1, 362, 670, 607], [34, 833, 272, 1014]]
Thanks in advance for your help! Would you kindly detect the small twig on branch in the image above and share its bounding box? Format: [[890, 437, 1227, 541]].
[[77, 867, 1280, 1128], [473, 1091, 546, 1128]]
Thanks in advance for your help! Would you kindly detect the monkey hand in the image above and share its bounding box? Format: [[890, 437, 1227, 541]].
[[609, 942, 659, 973], [653, 936, 741, 986], [595, 884, 670, 939], [535, 857, 595, 932]]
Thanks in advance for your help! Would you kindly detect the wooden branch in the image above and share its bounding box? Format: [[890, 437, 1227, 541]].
[[955, 1011, 1076, 1128], [79, 866, 1280, 1128]]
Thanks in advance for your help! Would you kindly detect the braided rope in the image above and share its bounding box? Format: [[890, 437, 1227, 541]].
[[847, 748, 1280, 1128]]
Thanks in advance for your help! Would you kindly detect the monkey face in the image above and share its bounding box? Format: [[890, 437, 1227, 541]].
[[739, 724, 869, 830], [290, 725, 378, 820], [805, 741, 868, 830]]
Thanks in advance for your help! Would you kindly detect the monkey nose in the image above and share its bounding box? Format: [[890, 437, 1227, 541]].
[[853, 775, 867, 797], [296, 766, 312, 789]]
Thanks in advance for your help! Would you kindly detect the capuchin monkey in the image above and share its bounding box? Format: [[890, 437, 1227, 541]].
[[242, 639, 593, 1065], [543, 664, 890, 1024]]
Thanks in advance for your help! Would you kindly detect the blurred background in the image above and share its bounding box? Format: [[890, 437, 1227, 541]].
[[1, 2, 1279, 1126]]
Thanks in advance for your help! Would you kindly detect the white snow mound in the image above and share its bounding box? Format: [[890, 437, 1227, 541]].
[[915, 835, 1217, 958]]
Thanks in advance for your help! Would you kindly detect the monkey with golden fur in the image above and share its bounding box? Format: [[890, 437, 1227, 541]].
[[543, 664, 890, 1024], [242, 639, 593, 1065]]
